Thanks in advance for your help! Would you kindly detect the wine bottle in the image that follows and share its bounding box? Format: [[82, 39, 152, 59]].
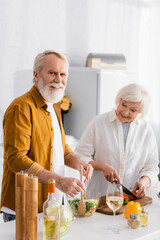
[[43, 179, 60, 240]]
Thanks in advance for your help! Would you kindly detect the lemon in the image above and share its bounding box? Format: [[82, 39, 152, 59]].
[[46, 205, 59, 217]]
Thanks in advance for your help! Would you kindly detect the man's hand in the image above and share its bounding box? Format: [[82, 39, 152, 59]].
[[56, 176, 86, 197], [38, 169, 86, 197], [133, 176, 150, 198]]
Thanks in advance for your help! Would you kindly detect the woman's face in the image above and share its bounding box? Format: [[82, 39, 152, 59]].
[[116, 99, 141, 123]]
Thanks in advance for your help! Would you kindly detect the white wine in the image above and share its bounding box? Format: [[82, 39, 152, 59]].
[[43, 216, 59, 240], [43, 179, 60, 240], [106, 196, 123, 212]]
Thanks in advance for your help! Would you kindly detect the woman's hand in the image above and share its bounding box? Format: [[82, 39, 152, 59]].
[[133, 176, 150, 198], [102, 163, 121, 184]]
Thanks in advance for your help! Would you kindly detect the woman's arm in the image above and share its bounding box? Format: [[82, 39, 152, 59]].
[[89, 161, 121, 183]]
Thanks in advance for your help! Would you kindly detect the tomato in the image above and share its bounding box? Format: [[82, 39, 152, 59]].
[[129, 190, 138, 200], [124, 195, 129, 201], [91, 207, 96, 212], [132, 190, 137, 195]]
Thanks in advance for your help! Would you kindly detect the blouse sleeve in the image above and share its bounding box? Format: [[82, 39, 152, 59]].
[[138, 125, 159, 183]]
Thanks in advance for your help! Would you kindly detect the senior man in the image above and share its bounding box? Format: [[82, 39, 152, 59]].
[[1, 50, 93, 222]]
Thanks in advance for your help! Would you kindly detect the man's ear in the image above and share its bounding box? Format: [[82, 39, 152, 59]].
[[33, 71, 39, 82]]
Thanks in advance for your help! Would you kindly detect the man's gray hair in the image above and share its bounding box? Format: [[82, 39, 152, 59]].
[[115, 83, 150, 117], [33, 50, 69, 82]]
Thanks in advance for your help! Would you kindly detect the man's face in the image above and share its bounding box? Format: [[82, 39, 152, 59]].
[[34, 54, 68, 103], [116, 99, 141, 123]]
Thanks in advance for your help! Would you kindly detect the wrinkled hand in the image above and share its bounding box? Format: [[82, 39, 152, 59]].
[[133, 176, 150, 198], [56, 176, 85, 197], [102, 163, 121, 184], [133, 182, 146, 198], [83, 164, 93, 181]]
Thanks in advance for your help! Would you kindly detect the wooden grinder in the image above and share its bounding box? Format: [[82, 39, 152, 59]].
[[25, 174, 38, 240], [15, 171, 28, 240]]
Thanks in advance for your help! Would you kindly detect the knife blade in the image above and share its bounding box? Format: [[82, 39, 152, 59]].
[[114, 179, 138, 199]]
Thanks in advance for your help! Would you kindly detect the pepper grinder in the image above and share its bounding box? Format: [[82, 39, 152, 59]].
[[25, 174, 38, 240], [15, 171, 28, 240]]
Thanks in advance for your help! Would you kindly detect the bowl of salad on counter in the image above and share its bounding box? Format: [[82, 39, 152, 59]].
[[66, 193, 100, 217]]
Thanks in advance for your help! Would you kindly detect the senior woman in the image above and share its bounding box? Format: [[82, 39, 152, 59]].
[[75, 83, 159, 199]]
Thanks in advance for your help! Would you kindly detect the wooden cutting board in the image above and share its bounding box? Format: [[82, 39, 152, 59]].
[[96, 196, 152, 215]]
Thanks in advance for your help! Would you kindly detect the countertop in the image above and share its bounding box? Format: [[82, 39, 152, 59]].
[[0, 183, 160, 240]]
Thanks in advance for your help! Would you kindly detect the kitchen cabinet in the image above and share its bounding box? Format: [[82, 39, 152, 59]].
[[64, 67, 138, 139]]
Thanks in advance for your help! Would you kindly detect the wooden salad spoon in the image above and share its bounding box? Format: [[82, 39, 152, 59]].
[[83, 165, 89, 199], [78, 165, 86, 216]]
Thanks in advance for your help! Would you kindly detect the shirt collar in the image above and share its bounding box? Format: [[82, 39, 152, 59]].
[[108, 108, 141, 124], [29, 86, 46, 109], [109, 109, 117, 122]]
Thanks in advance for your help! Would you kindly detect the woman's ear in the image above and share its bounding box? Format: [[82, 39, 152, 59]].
[[138, 108, 142, 114]]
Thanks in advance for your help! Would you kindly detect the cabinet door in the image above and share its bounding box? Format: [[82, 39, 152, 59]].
[[64, 69, 98, 139]]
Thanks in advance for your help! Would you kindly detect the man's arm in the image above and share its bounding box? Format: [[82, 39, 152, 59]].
[[64, 152, 93, 181], [38, 168, 85, 197]]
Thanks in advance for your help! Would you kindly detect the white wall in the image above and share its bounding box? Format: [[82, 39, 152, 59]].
[[0, 0, 160, 150]]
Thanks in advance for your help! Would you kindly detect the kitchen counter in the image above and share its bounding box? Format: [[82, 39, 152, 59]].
[[0, 183, 160, 240]]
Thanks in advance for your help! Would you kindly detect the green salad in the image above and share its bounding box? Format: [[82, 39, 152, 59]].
[[68, 198, 98, 216]]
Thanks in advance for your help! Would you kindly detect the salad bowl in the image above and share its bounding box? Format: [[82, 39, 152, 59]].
[[66, 193, 100, 217]]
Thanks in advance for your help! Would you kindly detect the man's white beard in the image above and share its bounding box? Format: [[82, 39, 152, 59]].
[[37, 76, 65, 104]]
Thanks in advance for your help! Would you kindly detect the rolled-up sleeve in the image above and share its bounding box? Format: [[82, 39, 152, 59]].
[[138, 128, 159, 183], [64, 143, 73, 156]]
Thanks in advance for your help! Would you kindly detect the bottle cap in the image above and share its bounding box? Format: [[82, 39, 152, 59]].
[[130, 213, 139, 219], [48, 179, 55, 193], [141, 207, 147, 214]]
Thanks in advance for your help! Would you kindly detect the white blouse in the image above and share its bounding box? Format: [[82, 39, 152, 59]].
[[75, 109, 159, 198]]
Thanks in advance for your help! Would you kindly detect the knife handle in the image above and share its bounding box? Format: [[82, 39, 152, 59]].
[[114, 178, 118, 184]]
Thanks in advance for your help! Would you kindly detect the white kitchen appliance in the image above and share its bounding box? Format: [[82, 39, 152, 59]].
[[64, 67, 138, 139]]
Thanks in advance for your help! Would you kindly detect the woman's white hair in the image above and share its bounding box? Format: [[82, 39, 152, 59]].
[[33, 50, 69, 82], [115, 83, 150, 118]]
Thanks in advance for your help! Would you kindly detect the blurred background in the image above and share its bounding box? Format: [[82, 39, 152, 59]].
[[0, 0, 160, 185]]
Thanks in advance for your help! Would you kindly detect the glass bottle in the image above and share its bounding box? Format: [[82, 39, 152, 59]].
[[43, 179, 60, 240], [139, 207, 148, 227], [127, 213, 140, 229]]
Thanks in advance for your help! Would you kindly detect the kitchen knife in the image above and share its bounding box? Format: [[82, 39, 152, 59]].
[[114, 179, 138, 199]]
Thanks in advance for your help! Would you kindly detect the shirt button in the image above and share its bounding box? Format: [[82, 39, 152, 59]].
[[51, 146, 53, 149], [51, 128, 53, 131]]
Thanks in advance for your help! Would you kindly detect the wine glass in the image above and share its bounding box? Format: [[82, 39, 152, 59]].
[[106, 181, 123, 233]]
